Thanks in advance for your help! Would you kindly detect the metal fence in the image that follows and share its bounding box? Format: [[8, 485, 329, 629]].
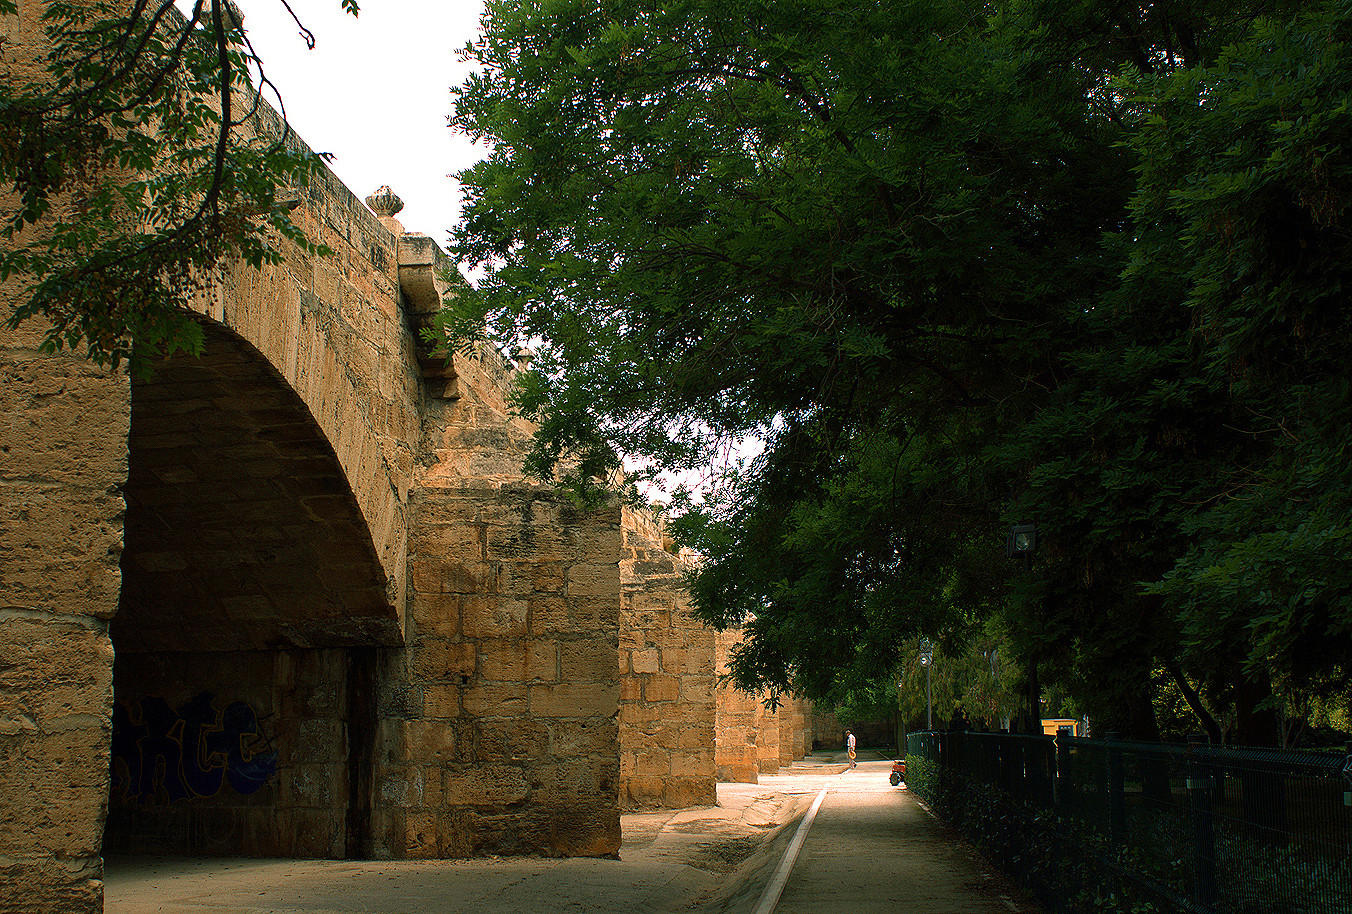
[[906, 730, 1352, 914]]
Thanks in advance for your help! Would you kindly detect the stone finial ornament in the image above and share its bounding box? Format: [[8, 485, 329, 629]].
[[222, 0, 245, 33], [365, 186, 404, 218]]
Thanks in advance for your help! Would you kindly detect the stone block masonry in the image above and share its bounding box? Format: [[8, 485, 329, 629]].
[[0, 309, 128, 913], [756, 701, 781, 775], [713, 626, 812, 782], [618, 508, 716, 809], [390, 363, 625, 858], [779, 701, 803, 768], [713, 628, 761, 783], [394, 484, 622, 857], [104, 650, 356, 858]]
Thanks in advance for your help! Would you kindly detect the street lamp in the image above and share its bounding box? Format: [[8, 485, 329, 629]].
[[1007, 523, 1037, 557], [896, 678, 905, 754], [919, 639, 933, 731]]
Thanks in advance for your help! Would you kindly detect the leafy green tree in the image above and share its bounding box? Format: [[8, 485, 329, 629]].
[[820, 675, 898, 735], [452, 0, 1121, 682], [450, 0, 1352, 744], [1130, 5, 1352, 742], [0, 0, 353, 370], [892, 629, 1026, 733], [1005, 1, 1352, 744]]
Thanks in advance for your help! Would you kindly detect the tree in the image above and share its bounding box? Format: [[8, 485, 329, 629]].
[[450, 0, 1352, 743], [891, 629, 1025, 733], [1130, 4, 1352, 742], [1006, 1, 1352, 743], [0, 0, 353, 371], [451, 0, 1124, 678]]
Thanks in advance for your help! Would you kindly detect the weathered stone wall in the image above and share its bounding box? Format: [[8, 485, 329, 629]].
[[800, 700, 814, 757], [0, 336, 126, 913], [755, 702, 781, 775], [375, 345, 623, 858], [813, 709, 843, 750], [200, 105, 423, 625], [713, 624, 815, 781], [617, 508, 715, 809], [776, 699, 809, 768], [713, 629, 760, 783], [384, 482, 621, 857], [778, 707, 795, 768], [1, 10, 126, 911]]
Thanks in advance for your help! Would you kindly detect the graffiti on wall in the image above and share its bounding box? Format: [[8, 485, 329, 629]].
[[111, 691, 278, 803]]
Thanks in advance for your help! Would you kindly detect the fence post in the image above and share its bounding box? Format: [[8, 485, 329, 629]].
[[1343, 741, 1351, 826], [1055, 727, 1072, 814], [1039, 736, 1056, 808], [1106, 736, 1125, 845], [998, 732, 1013, 796], [1344, 741, 1352, 808], [1017, 736, 1031, 799], [1187, 734, 1217, 911]]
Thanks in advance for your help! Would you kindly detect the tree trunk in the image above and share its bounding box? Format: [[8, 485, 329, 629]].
[[1126, 686, 1161, 742], [1166, 660, 1224, 744], [1026, 655, 1041, 734], [1233, 662, 1279, 748], [1126, 688, 1172, 802]]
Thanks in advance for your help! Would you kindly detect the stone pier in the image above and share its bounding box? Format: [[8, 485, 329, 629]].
[[713, 629, 760, 783], [0, 333, 127, 912], [617, 509, 716, 809], [712, 627, 811, 783]]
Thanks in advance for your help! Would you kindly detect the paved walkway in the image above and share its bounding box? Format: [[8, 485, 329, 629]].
[[105, 752, 1041, 914], [759, 759, 1036, 914]]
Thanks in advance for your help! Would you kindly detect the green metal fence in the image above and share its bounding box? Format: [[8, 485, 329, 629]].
[[906, 730, 1352, 914]]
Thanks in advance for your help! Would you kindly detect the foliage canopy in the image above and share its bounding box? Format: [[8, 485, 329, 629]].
[[0, 0, 350, 370], [446, 0, 1352, 744]]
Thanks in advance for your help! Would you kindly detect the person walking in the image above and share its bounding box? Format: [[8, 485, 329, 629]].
[[846, 729, 856, 768]]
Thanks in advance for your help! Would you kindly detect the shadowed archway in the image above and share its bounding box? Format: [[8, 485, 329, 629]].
[[108, 317, 400, 859], [115, 318, 401, 652]]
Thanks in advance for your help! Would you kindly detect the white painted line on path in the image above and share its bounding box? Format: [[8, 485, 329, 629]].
[[751, 784, 829, 914]]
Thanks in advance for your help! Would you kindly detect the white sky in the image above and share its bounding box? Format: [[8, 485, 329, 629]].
[[236, 0, 490, 251]]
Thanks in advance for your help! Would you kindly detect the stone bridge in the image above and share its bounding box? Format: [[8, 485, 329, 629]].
[[0, 12, 813, 912]]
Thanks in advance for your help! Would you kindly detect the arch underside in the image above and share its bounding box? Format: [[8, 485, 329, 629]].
[[115, 318, 401, 653]]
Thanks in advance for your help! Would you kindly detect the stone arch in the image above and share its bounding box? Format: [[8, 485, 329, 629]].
[[106, 316, 399, 859], [115, 316, 400, 652], [191, 159, 426, 630]]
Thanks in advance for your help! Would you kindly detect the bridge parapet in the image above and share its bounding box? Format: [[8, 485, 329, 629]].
[[190, 106, 423, 624]]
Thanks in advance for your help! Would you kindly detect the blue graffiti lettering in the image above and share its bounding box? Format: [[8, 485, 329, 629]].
[[111, 691, 277, 804]]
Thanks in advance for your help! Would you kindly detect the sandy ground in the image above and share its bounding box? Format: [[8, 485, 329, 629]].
[[104, 752, 1043, 914]]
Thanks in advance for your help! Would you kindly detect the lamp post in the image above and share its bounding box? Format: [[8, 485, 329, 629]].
[[1008, 523, 1040, 733], [896, 678, 905, 755], [919, 639, 934, 731]]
